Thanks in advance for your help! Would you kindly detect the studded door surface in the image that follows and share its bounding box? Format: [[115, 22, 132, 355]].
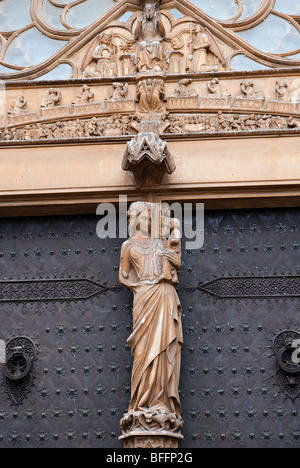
[[0, 209, 300, 448]]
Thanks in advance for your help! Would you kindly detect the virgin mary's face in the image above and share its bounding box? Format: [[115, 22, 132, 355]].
[[144, 4, 155, 20], [138, 210, 151, 238]]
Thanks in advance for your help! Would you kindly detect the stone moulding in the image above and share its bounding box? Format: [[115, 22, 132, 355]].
[[119, 431, 183, 449], [41, 105, 70, 119], [102, 99, 136, 113], [167, 95, 199, 112], [199, 96, 230, 110], [71, 101, 102, 115], [267, 100, 298, 113], [8, 112, 39, 126], [233, 97, 265, 110]]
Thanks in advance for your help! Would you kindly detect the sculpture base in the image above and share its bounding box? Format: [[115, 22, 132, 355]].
[[119, 431, 183, 449], [136, 70, 166, 82]]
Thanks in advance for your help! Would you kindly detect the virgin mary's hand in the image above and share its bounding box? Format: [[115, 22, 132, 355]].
[[163, 250, 181, 269]]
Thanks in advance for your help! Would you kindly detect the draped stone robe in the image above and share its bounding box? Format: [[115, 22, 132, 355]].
[[119, 237, 183, 417]]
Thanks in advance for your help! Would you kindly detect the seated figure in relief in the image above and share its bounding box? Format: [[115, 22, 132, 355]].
[[134, 2, 167, 73], [41, 88, 61, 108], [275, 80, 290, 102], [73, 84, 94, 105], [8, 95, 28, 116]]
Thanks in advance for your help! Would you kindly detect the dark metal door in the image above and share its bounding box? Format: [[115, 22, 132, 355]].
[[0, 209, 299, 448], [179, 208, 300, 448]]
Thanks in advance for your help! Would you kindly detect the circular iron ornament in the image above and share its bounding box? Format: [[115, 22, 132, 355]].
[[273, 330, 300, 374], [3, 351, 32, 380], [3, 337, 36, 381]]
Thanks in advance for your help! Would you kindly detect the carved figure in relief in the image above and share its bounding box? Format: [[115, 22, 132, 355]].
[[207, 78, 223, 97], [256, 114, 272, 129], [107, 82, 129, 101], [217, 111, 228, 131], [275, 80, 290, 102], [206, 77, 230, 99], [119, 42, 137, 76], [134, 2, 167, 73], [137, 78, 165, 113], [175, 79, 197, 97], [83, 33, 117, 78], [187, 24, 224, 73], [41, 88, 61, 108], [161, 211, 181, 283], [241, 114, 256, 131], [8, 95, 28, 116], [119, 201, 183, 434], [240, 80, 257, 99], [73, 84, 94, 105], [287, 116, 300, 129]]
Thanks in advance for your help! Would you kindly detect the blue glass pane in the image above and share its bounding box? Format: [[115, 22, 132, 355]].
[[286, 52, 300, 60], [0, 0, 32, 32], [169, 9, 186, 20], [274, 0, 300, 15], [187, 0, 239, 21], [0, 64, 18, 74], [66, 0, 116, 28], [42, 0, 67, 30], [237, 14, 300, 54], [34, 63, 73, 81], [117, 11, 135, 23], [4, 27, 68, 67], [231, 54, 271, 71], [52, 0, 74, 4], [239, 0, 263, 20]]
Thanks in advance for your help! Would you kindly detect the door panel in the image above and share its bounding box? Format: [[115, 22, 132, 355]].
[[0, 209, 299, 447]]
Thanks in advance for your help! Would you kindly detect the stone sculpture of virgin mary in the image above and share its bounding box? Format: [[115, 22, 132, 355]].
[[119, 201, 183, 443]]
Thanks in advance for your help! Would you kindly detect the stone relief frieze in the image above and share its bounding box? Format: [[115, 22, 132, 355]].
[[1, 75, 300, 143], [1, 110, 300, 143]]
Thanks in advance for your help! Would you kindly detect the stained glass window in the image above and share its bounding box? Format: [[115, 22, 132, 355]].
[[230, 54, 271, 71], [34, 62, 73, 81], [274, 0, 300, 16], [65, 0, 116, 28], [0, 0, 32, 32], [238, 0, 263, 21], [187, 0, 239, 21], [237, 13, 300, 54], [4, 27, 68, 67]]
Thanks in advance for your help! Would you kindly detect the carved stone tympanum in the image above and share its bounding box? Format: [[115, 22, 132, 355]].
[[119, 201, 183, 448]]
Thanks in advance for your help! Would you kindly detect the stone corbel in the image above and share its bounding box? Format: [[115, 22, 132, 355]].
[[122, 130, 176, 188]]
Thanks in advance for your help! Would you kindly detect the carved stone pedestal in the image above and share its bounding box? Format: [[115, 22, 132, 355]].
[[119, 409, 184, 449], [119, 431, 183, 449]]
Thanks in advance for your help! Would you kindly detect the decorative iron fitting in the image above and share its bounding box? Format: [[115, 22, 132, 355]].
[[3, 337, 36, 406], [273, 330, 300, 400]]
